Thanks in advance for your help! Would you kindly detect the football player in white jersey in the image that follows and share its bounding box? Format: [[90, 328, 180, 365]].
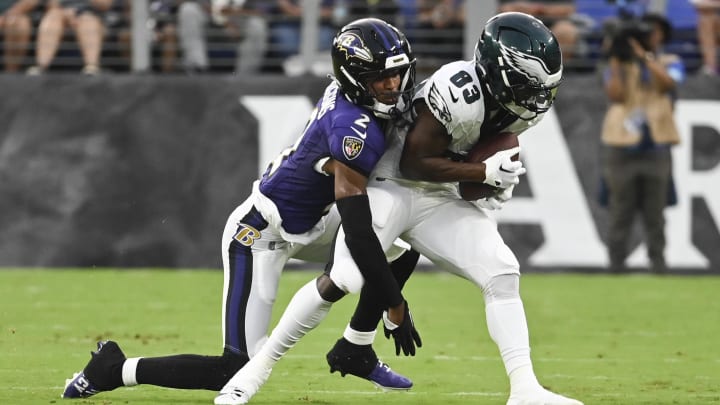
[[215, 12, 583, 405]]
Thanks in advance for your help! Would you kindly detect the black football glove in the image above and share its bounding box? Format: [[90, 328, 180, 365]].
[[382, 300, 422, 356]]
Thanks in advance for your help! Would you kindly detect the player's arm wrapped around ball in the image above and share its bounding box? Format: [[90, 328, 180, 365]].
[[481, 147, 525, 188], [458, 132, 525, 201]]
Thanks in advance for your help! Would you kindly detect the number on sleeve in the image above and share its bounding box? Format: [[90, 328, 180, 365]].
[[354, 113, 370, 129]]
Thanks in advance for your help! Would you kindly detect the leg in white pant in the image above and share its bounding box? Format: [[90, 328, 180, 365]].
[[400, 191, 582, 405], [177, 2, 208, 70], [215, 280, 333, 405], [236, 16, 268, 73], [484, 275, 583, 405]]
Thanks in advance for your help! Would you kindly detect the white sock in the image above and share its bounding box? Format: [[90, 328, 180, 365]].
[[508, 364, 543, 396], [485, 298, 541, 395], [263, 280, 333, 362], [223, 280, 332, 389], [343, 324, 376, 346], [121, 357, 142, 386]]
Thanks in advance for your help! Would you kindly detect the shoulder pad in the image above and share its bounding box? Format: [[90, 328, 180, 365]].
[[417, 60, 485, 138]]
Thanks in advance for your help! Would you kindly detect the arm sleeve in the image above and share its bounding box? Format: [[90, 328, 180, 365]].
[[336, 194, 404, 308]]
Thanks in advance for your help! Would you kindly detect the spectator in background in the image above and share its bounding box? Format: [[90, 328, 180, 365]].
[[690, 0, 720, 76], [210, 0, 269, 74], [414, 0, 464, 63], [269, 0, 335, 74], [150, 0, 180, 73], [115, 0, 179, 73], [0, 0, 36, 72], [338, 0, 399, 26], [157, 0, 269, 74], [113, 0, 178, 73], [174, 0, 209, 73], [599, 13, 684, 274], [395, 0, 419, 31], [27, 0, 113, 75], [498, 0, 588, 63]]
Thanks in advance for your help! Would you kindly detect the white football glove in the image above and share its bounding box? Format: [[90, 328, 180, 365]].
[[474, 184, 515, 210], [482, 146, 526, 189]]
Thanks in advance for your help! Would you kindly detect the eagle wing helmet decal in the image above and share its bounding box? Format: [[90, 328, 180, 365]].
[[336, 33, 374, 62], [499, 45, 562, 86]]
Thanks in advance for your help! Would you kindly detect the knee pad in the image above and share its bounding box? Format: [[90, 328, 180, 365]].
[[328, 258, 364, 295], [483, 274, 520, 304], [316, 273, 346, 302]]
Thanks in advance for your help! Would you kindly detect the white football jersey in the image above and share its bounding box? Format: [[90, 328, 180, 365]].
[[372, 60, 543, 194]]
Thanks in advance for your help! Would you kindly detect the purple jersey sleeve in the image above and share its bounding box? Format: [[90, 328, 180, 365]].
[[257, 83, 387, 235], [327, 99, 387, 177]]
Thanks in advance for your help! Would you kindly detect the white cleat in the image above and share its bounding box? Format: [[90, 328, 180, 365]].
[[507, 388, 583, 405], [214, 387, 252, 405], [214, 363, 272, 405]]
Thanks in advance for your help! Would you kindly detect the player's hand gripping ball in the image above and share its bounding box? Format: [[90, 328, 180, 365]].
[[459, 132, 520, 201]]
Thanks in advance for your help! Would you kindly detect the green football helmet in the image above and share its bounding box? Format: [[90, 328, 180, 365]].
[[475, 12, 563, 120]]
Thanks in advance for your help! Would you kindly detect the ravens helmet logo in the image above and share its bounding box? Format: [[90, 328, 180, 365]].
[[335, 33, 373, 62]]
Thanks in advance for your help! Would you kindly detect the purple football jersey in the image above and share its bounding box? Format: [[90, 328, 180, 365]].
[[259, 82, 387, 234]]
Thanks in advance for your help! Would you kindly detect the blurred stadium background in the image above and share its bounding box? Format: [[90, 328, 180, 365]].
[[0, 0, 708, 74], [2, 1, 720, 404], [1, 0, 719, 272]]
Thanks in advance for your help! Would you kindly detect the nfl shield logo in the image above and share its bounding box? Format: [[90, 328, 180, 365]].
[[343, 136, 364, 160]]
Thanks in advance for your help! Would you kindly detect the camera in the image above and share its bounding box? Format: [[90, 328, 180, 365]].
[[603, 17, 652, 61], [602, 0, 653, 61]]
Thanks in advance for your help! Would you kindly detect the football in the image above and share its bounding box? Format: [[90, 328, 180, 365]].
[[459, 132, 520, 201]]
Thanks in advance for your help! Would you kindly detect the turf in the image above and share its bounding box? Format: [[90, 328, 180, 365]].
[[1, 269, 719, 405]]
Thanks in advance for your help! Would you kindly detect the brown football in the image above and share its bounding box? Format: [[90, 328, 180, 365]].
[[459, 132, 520, 201]]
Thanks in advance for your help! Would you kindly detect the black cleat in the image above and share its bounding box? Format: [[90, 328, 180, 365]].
[[326, 338, 412, 390], [61, 340, 127, 398]]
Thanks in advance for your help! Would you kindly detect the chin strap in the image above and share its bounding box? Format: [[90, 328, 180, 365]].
[[371, 101, 395, 119], [371, 91, 413, 120]]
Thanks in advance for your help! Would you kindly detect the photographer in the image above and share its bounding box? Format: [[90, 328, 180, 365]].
[[599, 13, 685, 274]]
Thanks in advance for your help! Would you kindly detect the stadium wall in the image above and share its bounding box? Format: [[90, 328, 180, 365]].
[[0, 74, 718, 273]]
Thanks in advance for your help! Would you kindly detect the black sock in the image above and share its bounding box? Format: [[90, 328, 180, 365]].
[[136, 349, 248, 391], [389, 249, 420, 289]]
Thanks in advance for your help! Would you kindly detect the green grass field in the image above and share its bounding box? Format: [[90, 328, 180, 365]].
[[1, 269, 719, 405]]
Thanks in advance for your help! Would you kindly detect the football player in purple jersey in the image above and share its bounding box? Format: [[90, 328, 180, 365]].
[[216, 12, 583, 405], [61, 18, 421, 400]]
